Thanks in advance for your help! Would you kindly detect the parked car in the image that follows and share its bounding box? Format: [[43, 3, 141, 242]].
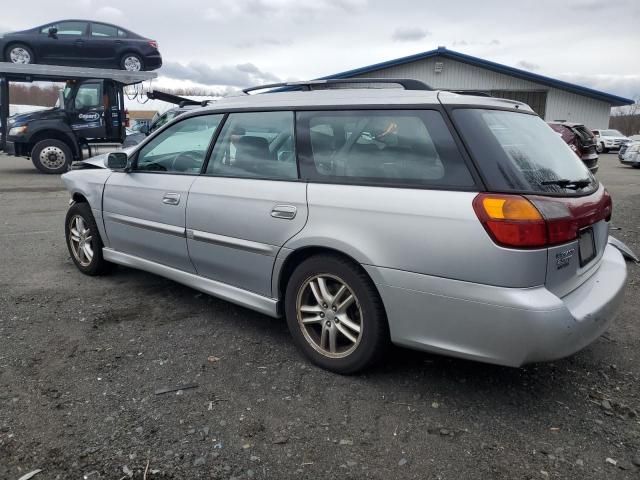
[[123, 106, 199, 147], [0, 19, 161, 71], [591, 129, 630, 153], [548, 122, 598, 174], [61, 80, 629, 374], [618, 141, 640, 168], [618, 134, 640, 159]]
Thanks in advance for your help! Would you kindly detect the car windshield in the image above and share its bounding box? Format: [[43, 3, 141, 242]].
[[601, 130, 624, 136], [453, 109, 596, 195]]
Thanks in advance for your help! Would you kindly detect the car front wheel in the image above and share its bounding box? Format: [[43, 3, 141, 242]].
[[6, 44, 34, 64], [285, 254, 389, 374], [121, 53, 144, 71], [65, 203, 112, 276]]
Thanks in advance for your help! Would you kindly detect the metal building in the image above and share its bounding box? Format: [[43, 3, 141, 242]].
[[320, 47, 633, 128]]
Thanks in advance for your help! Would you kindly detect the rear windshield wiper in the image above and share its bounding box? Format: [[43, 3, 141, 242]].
[[541, 178, 592, 190]]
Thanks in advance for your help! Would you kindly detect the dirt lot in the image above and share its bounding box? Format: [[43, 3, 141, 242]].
[[0, 153, 639, 480]]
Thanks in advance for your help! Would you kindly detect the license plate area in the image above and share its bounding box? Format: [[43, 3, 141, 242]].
[[578, 227, 596, 267]]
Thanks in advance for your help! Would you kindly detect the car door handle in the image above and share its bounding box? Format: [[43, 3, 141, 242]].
[[271, 205, 297, 220], [162, 193, 181, 205]]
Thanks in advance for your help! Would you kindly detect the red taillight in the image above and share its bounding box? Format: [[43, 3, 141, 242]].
[[473, 194, 548, 248], [473, 187, 612, 249], [149, 40, 158, 50]]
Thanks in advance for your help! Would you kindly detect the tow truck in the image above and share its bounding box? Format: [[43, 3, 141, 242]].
[[0, 63, 156, 173]]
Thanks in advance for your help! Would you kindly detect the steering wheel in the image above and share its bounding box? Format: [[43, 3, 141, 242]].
[[171, 151, 201, 172]]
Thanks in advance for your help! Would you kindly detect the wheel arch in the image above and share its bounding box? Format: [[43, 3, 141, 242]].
[[4, 41, 35, 62], [273, 245, 384, 308], [29, 129, 79, 159]]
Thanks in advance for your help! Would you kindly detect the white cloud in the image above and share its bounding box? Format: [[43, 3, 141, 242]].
[[392, 27, 430, 42], [96, 6, 124, 19], [517, 60, 540, 71]]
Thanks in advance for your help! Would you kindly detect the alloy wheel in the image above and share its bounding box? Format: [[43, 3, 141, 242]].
[[9, 47, 31, 64], [69, 215, 93, 267], [296, 274, 363, 358], [123, 56, 142, 71]]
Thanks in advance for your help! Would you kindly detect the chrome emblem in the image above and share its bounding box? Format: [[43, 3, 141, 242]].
[[555, 248, 575, 270]]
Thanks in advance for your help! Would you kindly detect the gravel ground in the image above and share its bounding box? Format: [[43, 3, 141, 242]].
[[0, 153, 639, 480]]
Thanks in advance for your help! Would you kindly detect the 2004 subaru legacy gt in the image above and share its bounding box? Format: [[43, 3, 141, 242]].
[[61, 79, 630, 374]]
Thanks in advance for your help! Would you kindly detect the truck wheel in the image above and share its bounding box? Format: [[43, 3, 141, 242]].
[[6, 43, 34, 64], [31, 140, 73, 174], [65, 202, 113, 276], [121, 53, 144, 71]]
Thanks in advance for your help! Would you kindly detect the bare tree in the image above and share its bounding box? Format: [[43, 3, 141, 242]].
[[610, 96, 640, 135]]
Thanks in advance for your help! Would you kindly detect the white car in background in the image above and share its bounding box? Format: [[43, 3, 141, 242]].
[[618, 137, 640, 168], [592, 129, 630, 153]]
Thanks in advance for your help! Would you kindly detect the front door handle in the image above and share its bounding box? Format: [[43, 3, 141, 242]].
[[162, 192, 181, 205], [271, 204, 297, 220]]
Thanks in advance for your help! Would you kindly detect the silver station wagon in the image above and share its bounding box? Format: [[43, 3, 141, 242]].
[[62, 79, 629, 374]]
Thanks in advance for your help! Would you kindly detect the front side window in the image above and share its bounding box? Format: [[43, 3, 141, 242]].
[[91, 23, 118, 37], [135, 115, 223, 174], [453, 109, 596, 195], [42, 22, 87, 36], [206, 111, 298, 180], [74, 83, 101, 109], [298, 110, 474, 187]]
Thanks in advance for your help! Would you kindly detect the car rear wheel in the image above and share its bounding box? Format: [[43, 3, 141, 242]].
[[31, 139, 72, 174], [65, 203, 113, 276], [596, 142, 607, 154], [285, 254, 389, 374], [6, 44, 34, 64], [121, 53, 144, 72]]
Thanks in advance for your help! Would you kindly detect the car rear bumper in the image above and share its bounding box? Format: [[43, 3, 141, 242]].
[[365, 242, 627, 367], [144, 54, 162, 70]]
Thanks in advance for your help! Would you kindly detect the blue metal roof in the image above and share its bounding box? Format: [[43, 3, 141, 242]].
[[318, 47, 634, 107]]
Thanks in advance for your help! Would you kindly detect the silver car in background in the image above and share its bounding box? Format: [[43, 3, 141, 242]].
[[61, 79, 629, 373]]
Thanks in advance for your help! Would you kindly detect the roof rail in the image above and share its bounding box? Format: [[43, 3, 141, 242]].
[[242, 78, 432, 94]]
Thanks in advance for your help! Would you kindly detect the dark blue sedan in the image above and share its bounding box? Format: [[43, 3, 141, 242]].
[[0, 19, 162, 71]]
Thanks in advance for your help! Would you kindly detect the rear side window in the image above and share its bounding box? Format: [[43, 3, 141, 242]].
[[206, 111, 298, 180], [297, 110, 474, 188], [91, 23, 118, 37], [453, 109, 595, 195]]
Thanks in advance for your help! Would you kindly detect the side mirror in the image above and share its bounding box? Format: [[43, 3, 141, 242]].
[[48, 27, 58, 39], [139, 124, 150, 135], [107, 151, 129, 170]]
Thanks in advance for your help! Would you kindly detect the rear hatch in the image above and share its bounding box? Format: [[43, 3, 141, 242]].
[[450, 108, 611, 297], [571, 125, 597, 159]]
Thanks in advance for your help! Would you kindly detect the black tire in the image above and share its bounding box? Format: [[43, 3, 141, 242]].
[[31, 139, 73, 174], [65, 202, 113, 276], [5, 43, 35, 64], [596, 142, 605, 154], [120, 53, 144, 71], [284, 254, 389, 374]]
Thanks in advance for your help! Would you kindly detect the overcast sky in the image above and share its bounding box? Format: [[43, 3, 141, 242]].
[[1, 0, 638, 98]]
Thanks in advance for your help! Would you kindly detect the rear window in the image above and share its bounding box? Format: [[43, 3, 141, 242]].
[[297, 110, 475, 188], [453, 109, 596, 195]]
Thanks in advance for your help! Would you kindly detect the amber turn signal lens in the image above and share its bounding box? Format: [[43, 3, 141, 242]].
[[480, 196, 543, 221]]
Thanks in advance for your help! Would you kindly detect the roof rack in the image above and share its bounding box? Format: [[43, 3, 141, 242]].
[[242, 78, 432, 94]]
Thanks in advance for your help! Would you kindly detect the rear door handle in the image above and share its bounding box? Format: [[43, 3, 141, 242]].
[[162, 192, 181, 205], [271, 204, 297, 220]]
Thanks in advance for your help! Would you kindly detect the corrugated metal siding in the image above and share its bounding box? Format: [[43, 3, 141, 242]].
[[354, 55, 613, 128]]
